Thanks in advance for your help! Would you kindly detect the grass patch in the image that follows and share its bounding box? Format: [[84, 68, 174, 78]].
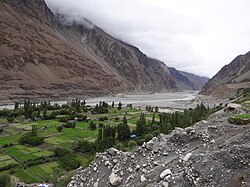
[[13, 168, 40, 183], [0, 134, 21, 146], [228, 114, 250, 125], [29, 161, 62, 181], [0, 159, 17, 168], [3, 145, 53, 163]]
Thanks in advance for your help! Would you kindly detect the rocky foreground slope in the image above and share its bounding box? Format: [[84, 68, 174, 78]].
[[200, 51, 250, 98], [68, 109, 250, 187], [0, 0, 208, 101]]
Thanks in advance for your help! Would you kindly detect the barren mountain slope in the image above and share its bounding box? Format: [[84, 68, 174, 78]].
[[68, 109, 250, 187], [0, 0, 208, 101], [200, 51, 250, 98]]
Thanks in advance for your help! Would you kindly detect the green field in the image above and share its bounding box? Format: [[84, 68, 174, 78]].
[[3, 145, 54, 163], [0, 101, 155, 185]]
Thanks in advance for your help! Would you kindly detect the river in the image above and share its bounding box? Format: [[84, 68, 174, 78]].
[[0, 91, 199, 110]]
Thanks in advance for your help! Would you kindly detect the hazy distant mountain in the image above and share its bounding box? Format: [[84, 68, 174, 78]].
[[169, 67, 208, 91], [200, 51, 250, 97], [0, 0, 208, 100]]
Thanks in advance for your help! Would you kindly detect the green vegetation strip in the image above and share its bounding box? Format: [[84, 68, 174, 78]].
[[228, 114, 250, 125]]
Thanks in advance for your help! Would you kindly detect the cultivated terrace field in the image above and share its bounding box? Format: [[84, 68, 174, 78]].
[[0, 99, 215, 185]]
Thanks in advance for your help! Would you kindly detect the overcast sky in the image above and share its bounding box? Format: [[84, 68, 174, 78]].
[[45, 0, 250, 78]]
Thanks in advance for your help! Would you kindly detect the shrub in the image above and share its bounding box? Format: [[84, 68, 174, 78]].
[[0, 174, 11, 187], [99, 123, 104, 128], [79, 115, 87, 122], [59, 154, 81, 171], [57, 125, 63, 132], [128, 140, 137, 149], [114, 143, 126, 151], [2, 143, 13, 148], [145, 134, 153, 142], [136, 138, 146, 146], [7, 117, 14, 123], [63, 121, 76, 128], [89, 121, 96, 130], [19, 132, 44, 146], [152, 130, 160, 137], [58, 108, 70, 115], [228, 114, 250, 125], [58, 117, 69, 123], [74, 140, 96, 154], [114, 117, 120, 121], [99, 116, 108, 121], [53, 147, 70, 157]]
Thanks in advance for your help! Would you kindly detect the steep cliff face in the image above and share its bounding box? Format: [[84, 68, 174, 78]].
[[0, 0, 125, 100], [0, 0, 207, 100], [200, 51, 250, 98]]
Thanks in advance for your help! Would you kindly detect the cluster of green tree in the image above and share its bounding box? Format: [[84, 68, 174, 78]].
[[99, 116, 108, 121], [117, 117, 131, 140], [19, 125, 44, 146], [3, 98, 88, 121], [134, 103, 217, 139], [58, 113, 87, 123], [74, 124, 117, 154], [146, 105, 159, 113], [52, 147, 81, 171], [92, 101, 109, 114], [136, 113, 147, 136], [158, 103, 213, 133], [70, 98, 87, 113]]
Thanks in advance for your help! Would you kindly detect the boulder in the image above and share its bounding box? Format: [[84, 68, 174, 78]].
[[160, 169, 172, 179], [109, 172, 123, 186]]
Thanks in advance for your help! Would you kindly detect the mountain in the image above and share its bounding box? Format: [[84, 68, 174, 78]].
[[169, 67, 208, 90], [200, 51, 250, 98], [0, 0, 207, 101]]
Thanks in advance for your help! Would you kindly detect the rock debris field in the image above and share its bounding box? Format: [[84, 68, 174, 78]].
[[68, 109, 250, 187]]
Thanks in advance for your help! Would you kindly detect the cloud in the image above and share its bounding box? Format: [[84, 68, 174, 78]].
[[45, 0, 250, 78]]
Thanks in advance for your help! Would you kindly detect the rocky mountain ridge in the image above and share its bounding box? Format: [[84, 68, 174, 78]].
[[200, 51, 250, 98], [68, 108, 250, 187], [0, 0, 208, 101]]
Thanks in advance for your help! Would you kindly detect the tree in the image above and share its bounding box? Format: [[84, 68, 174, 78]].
[[155, 106, 159, 113], [7, 117, 14, 123], [151, 113, 155, 124], [57, 125, 63, 132], [53, 147, 69, 157], [112, 101, 114, 108], [24, 99, 32, 119], [89, 121, 96, 130], [19, 132, 44, 146], [118, 102, 122, 109], [97, 129, 103, 144], [14, 102, 19, 110], [117, 122, 131, 140], [31, 125, 37, 136], [43, 107, 47, 119], [74, 140, 96, 154], [59, 154, 81, 171], [136, 113, 147, 136]]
